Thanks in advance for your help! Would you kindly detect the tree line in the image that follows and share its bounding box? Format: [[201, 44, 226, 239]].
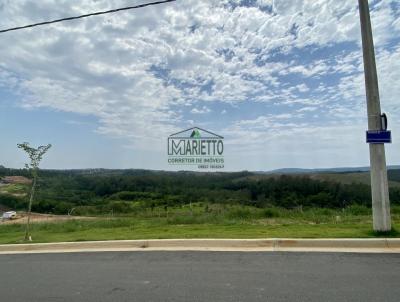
[[1, 167, 400, 215]]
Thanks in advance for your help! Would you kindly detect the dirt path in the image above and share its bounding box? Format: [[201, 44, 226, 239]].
[[1, 212, 92, 225]]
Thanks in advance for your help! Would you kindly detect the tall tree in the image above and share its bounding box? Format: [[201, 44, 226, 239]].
[[17, 142, 52, 241]]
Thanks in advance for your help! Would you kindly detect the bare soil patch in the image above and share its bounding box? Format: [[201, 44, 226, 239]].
[[0, 176, 31, 185], [1, 212, 92, 224]]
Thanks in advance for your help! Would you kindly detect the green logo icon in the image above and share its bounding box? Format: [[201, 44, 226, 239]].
[[190, 129, 201, 138]]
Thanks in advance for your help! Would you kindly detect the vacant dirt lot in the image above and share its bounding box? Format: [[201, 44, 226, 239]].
[[1, 212, 91, 225], [0, 176, 31, 185]]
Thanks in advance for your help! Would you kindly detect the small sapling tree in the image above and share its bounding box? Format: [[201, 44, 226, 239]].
[[17, 142, 52, 241]]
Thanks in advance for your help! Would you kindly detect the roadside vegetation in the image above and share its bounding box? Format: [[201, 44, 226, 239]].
[[1, 167, 400, 243], [0, 203, 399, 244]]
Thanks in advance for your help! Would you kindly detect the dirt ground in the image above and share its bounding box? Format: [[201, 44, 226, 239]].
[[0, 212, 92, 225], [0, 176, 31, 185]]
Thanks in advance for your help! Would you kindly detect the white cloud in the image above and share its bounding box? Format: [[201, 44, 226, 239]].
[[0, 0, 399, 169], [297, 106, 317, 112], [296, 83, 309, 93], [191, 106, 211, 114]]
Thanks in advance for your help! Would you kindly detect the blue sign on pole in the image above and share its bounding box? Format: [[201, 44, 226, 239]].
[[366, 130, 392, 144]]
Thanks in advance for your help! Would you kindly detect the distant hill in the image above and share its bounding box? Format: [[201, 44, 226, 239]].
[[250, 167, 400, 188], [265, 166, 400, 174], [1, 164, 400, 180], [388, 169, 400, 182]]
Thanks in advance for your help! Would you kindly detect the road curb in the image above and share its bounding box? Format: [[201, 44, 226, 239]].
[[0, 238, 400, 254]]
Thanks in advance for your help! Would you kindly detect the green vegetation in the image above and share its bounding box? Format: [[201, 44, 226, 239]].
[[1, 168, 400, 216], [0, 183, 27, 195], [1, 167, 400, 243], [388, 169, 400, 182], [0, 204, 399, 244]]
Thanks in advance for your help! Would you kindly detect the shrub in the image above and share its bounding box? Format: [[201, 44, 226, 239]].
[[106, 201, 133, 213], [226, 207, 252, 219], [391, 206, 400, 215], [54, 202, 75, 215], [263, 208, 281, 218], [307, 192, 335, 208], [0, 193, 26, 210], [345, 205, 371, 216], [166, 214, 220, 225]]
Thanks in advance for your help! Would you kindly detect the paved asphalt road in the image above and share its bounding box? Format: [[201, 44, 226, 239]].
[[0, 251, 399, 302]]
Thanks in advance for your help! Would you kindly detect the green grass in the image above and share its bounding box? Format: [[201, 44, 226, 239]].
[[1, 205, 399, 244]]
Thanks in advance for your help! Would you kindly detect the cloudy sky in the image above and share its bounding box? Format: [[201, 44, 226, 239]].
[[0, 0, 399, 171]]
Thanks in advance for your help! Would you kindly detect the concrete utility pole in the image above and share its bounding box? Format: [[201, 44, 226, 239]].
[[358, 0, 391, 231]]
